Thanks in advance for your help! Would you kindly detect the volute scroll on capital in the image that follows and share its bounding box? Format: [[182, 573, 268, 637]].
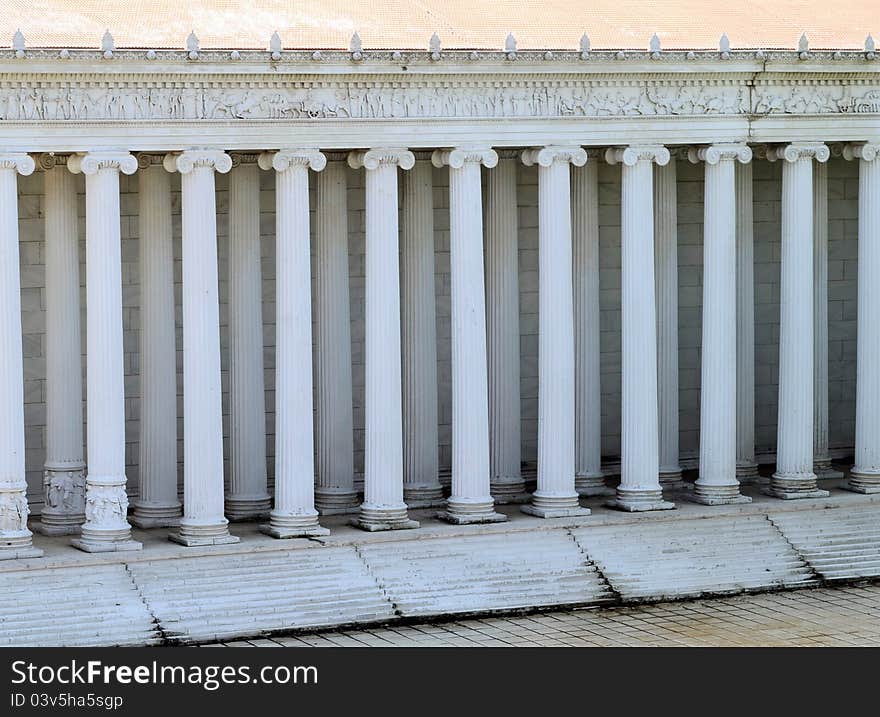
[[258, 149, 327, 173], [347, 148, 415, 171], [431, 147, 498, 170], [687, 143, 752, 165], [68, 151, 137, 176], [521, 145, 588, 168], [0, 152, 36, 176], [768, 142, 830, 163], [842, 142, 880, 162], [163, 149, 233, 175], [604, 145, 671, 167]]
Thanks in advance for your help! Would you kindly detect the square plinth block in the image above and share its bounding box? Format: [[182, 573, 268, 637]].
[[349, 518, 420, 532], [520, 505, 592, 519], [70, 539, 143, 553], [436, 510, 508, 525], [259, 524, 330, 539], [605, 498, 676, 512], [762, 487, 830, 500], [31, 522, 82, 537], [168, 534, 240, 547], [0, 546, 44, 561], [684, 493, 753, 506]]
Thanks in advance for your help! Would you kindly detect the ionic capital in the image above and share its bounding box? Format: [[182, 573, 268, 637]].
[[348, 148, 415, 171], [36, 153, 69, 171], [842, 142, 880, 162], [768, 142, 830, 163], [604, 145, 670, 167], [521, 145, 588, 168], [687, 143, 752, 165], [136, 153, 165, 170], [432, 147, 498, 170], [68, 151, 137, 176], [163, 149, 232, 175], [258, 149, 327, 173], [0, 153, 34, 176]]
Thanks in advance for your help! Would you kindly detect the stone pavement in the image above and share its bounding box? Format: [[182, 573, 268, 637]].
[[214, 584, 880, 647]]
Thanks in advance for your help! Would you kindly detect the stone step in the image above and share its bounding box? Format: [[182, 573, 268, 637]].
[[770, 508, 880, 580], [358, 531, 613, 616], [127, 546, 394, 644], [0, 564, 160, 647], [572, 514, 818, 600]]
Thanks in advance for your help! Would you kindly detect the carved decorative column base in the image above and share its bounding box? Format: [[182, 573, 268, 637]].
[[813, 461, 844, 480], [687, 484, 752, 506], [575, 472, 615, 497], [350, 506, 420, 532], [845, 470, 880, 494], [33, 464, 86, 535], [315, 490, 361, 515], [765, 473, 829, 500], [605, 489, 675, 513], [736, 461, 761, 485]]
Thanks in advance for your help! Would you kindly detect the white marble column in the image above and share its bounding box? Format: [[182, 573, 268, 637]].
[[654, 159, 683, 485], [0, 153, 42, 560], [36, 157, 86, 535], [735, 160, 760, 483], [258, 149, 329, 537], [314, 158, 359, 514], [689, 144, 753, 505], [521, 146, 591, 518], [767, 143, 830, 500], [605, 145, 675, 512], [572, 155, 612, 497], [845, 142, 880, 493], [433, 148, 506, 524], [485, 153, 528, 503], [68, 152, 141, 552], [131, 156, 182, 528], [225, 157, 271, 519], [812, 161, 843, 479], [401, 156, 444, 507], [164, 149, 239, 545], [348, 148, 419, 531]]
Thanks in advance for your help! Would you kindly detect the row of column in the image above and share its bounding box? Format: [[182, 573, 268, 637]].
[[2, 142, 880, 558]]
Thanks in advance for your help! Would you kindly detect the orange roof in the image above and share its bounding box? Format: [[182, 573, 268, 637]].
[[2, 0, 877, 51]]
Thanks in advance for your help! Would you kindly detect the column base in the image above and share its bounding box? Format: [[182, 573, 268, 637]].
[[224, 496, 272, 522], [437, 497, 508, 524], [71, 538, 142, 553], [130, 501, 182, 529], [659, 468, 686, 489], [606, 487, 675, 512], [522, 492, 591, 519], [813, 461, 845, 480], [260, 524, 330, 539], [403, 485, 447, 508], [169, 520, 239, 547], [490, 477, 531, 504], [0, 546, 44, 561], [315, 489, 361, 515], [351, 504, 420, 532], [736, 461, 761, 485], [843, 469, 880, 494], [575, 473, 615, 497], [686, 483, 752, 506], [765, 472, 829, 500], [32, 520, 83, 536]]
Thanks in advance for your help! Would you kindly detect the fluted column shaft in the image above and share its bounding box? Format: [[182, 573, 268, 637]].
[[486, 155, 527, 502], [313, 160, 358, 513], [0, 154, 42, 559], [654, 160, 682, 483], [846, 142, 880, 493], [38, 161, 86, 535], [769, 143, 830, 500], [605, 146, 674, 512], [690, 145, 752, 504], [258, 150, 329, 537], [165, 150, 239, 545], [572, 158, 611, 497], [521, 146, 590, 518], [812, 162, 842, 479], [131, 159, 181, 528], [348, 149, 418, 531], [225, 160, 271, 519], [433, 148, 505, 524], [401, 158, 443, 506], [69, 152, 141, 552], [735, 161, 759, 482]]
